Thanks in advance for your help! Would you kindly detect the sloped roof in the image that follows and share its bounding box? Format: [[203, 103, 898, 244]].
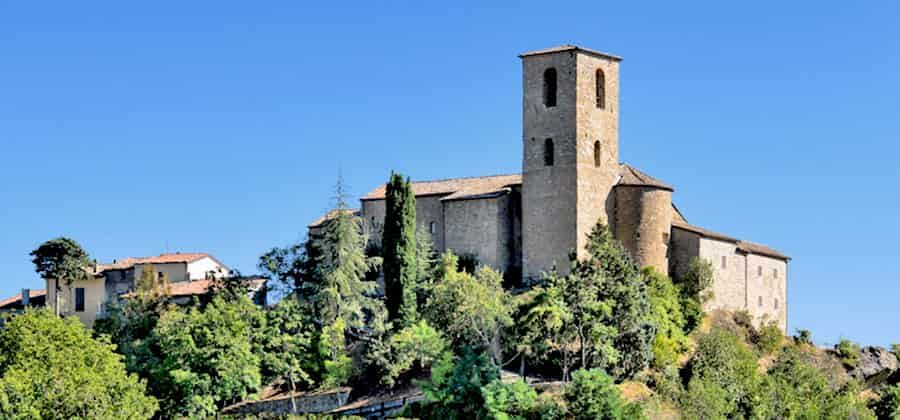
[[617, 164, 674, 191], [122, 278, 267, 299], [360, 174, 522, 202], [519, 44, 623, 61], [672, 221, 789, 261], [0, 289, 46, 310], [96, 253, 212, 272], [308, 208, 361, 228]]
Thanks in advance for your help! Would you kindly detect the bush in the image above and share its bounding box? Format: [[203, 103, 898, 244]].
[[794, 329, 813, 346], [871, 384, 900, 420], [755, 321, 784, 355], [683, 329, 760, 418], [891, 344, 900, 363], [381, 320, 449, 386], [643, 268, 689, 369], [836, 339, 861, 369], [681, 378, 732, 420], [419, 348, 499, 419], [481, 378, 537, 420], [564, 369, 644, 420]]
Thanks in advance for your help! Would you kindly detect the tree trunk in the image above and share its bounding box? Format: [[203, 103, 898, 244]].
[[54, 278, 60, 317], [289, 376, 297, 414], [519, 354, 526, 380]]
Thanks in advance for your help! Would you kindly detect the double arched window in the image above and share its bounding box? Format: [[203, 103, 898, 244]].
[[543, 138, 554, 166], [595, 69, 606, 109], [543, 68, 557, 107]]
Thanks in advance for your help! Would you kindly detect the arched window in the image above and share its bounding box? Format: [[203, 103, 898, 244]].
[[593, 141, 602, 167], [595, 69, 605, 109], [543, 68, 557, 107], [543, 138, 554, 166]]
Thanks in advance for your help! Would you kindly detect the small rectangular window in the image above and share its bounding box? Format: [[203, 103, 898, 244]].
[[757, 266, 762, 276], [721, 256, 727, 269], [774, 298, 779, 309], [774, 268, 778, 278], [75, 288, 85, 312], [758, 296, 763, 307], [429, 222, 436, 234], [158, 271, 164, 280]]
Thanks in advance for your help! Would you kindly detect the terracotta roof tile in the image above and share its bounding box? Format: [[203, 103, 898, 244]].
[[0, 289, 46, 310], [123, 278, 266, 298], [95, 253, 212, 273]]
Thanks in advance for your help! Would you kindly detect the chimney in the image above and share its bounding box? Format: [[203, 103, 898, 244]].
[[21, 289, 30, 307]]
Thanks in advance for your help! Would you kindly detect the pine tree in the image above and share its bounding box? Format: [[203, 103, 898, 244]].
[[382, 172, 418, 328]]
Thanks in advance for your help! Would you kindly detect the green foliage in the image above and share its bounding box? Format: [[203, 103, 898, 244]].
[[151, 294, 263, 418], [755, 321, 784, 355], [319, 318, 353, 388], [574, 223, 656, 379], [683, 328, 761, 418], [872, 384, 900, 420], [675, 257, 714, 333], [681, 378, 731, 420], [419, 348, 500, 419], [564, 369, 644, 420], [457, 253, 480, 274], [836, 339, 861, 368], [382, 172, 419, 328], [424, 252, 512, 364], [643, 267, 689, 369], [0, 309, 157, 419], [481, 379, 538, 420], [794, 328, 814, 346], [381, 320, 449, 386], [891, 344, 900, 363], [256, 297, 319, 394], [29, 237, 92, 287], [758, 346, 875, 419]]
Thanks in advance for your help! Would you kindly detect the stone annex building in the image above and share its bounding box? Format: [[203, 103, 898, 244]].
[[317, 45, 789, 330]]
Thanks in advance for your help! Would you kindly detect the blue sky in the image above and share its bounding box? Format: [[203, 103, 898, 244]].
[[1, 2, 898, 346]]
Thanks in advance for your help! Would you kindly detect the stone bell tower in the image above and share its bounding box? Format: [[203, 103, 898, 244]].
[[520, 45, 622, 281]]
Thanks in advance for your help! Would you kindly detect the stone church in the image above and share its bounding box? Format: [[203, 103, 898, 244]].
[[316, 45, 789, 329]]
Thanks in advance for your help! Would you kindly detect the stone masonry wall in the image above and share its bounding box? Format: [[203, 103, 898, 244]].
[[444, 195, 509, 271], [699, 237, 747, 316], [614, 186, 672, 274], [745, 254, 788, 330], [361, 195, 445, 251]]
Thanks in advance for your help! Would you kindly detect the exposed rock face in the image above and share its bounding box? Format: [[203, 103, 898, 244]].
[[848, 346, 899, 384]]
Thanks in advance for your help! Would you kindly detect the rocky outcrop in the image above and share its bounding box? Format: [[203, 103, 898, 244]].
[[848, 346, 899, 385]]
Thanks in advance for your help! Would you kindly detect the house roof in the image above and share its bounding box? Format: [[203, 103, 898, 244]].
[[0, 289, 46, 310], [519, 44, 623, 61], [122, 277, 267, 299], [95, 253, 218, 272], [672, 221, 790, 261]]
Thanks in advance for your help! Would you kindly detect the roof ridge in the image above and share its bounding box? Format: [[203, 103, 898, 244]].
[[407, 172, 521, 185]]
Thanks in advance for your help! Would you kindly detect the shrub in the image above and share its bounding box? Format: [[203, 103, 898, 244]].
[[643, 268, 689, 369], [481, 378, 538, 420], [891, 344, 900, 363], [871, 384, 900, 420], [419, 348, 499, 419], [681, 378, 732, 420], [564, 369, 644, 420], [683, 328, 761, 418], [381, 320, 449, 386], [755, 321, 784, 355], [836, 339, 861, 369], [794, 329, 813, 346]]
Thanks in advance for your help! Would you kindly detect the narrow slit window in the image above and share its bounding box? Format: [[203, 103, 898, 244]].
[[758, 296, 763, 307], [543, 138, 554, 166], [721, 256, 727, 269], [775, 298, 779, 309], [429, 221, 436, 234], [774, 268, 778, 278], [75, 287, 85, 312], [758, 266, 763, 276], [593, 141, 602, 167], [543, 68, 557, 107], [595, 69, 606, 108]]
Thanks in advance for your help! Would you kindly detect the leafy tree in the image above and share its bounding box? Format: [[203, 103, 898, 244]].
[[151, 294, 263, 417], [418, 347, 500, 420], [572, 223, 656, 379], [481, 378, 538, 420], [683, 328, 761, 419], [380, 320, 449, 386], [675, 257, 714, 333], [564, 369, 644, 420], [382, 172, 419, 328], [680, 378, 731, 420], [424, 252, 512, 365], [872, 383, 900, 420], [0, 309, 157, 419], [30, 237, 92, 316], [794, 328, 814, 346], [643, 267, 689, 369], [754, 321, 784, 355], [255, 297, 320, 412]]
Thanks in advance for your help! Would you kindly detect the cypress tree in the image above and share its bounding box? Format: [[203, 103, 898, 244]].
[[382, 172, 418, 328]]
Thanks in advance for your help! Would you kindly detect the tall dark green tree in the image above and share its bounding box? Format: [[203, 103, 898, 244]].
[[30, 237, 92, 316], [382, 172, 418, 328]]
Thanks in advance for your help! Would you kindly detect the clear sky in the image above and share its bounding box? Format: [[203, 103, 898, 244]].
[[1, 2, 898, 346]]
